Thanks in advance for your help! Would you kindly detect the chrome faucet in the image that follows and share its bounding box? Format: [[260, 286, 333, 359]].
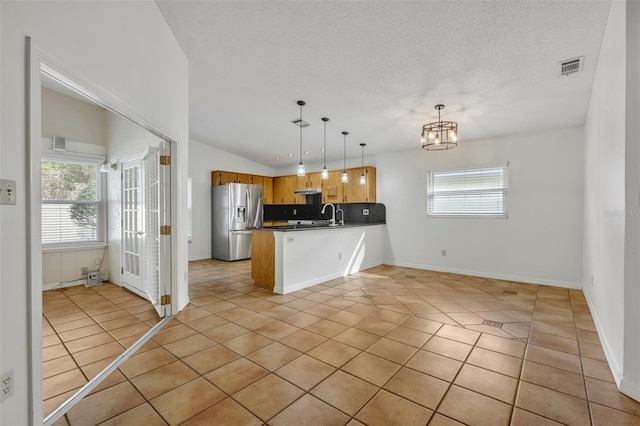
[[321, 203, 336, 226], [336, 208, 344, 226]]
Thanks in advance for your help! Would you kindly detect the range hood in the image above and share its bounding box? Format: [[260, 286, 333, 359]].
[[294, 187, 322, 194]]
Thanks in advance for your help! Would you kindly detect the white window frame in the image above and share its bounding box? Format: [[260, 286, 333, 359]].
[[427, 163, 509, 219], [41, 153, 108, 251]]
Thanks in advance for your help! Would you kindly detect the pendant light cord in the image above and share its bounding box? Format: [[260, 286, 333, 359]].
[[299, 103, 303, 164], [323, 120, 327, 167], [343, 133, 347, 171]]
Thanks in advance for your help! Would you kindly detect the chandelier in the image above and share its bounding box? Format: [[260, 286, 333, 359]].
[[421, 104, 458, 151]]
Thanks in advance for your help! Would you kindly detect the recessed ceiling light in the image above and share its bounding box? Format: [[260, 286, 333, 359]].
[[304, 151, 310, 154], [275, 156, 281, 159], [287, 153, 293, 157], [321, 148, 325, 152]]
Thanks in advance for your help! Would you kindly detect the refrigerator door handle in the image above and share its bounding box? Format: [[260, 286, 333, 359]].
[[246, 188, 252, 222]]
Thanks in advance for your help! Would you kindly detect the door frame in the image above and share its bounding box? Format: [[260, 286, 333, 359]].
[[27, 39, 179, 423]]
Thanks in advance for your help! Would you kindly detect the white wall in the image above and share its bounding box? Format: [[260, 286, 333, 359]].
[[377, 126, 584, 287], [0, 2, 188, 424], [41, 87, 107, 146], [189, 139, 275, 260], [583, 0, 626, 385]]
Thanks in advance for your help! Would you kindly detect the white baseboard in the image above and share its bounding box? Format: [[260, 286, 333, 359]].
[[620, 378, 640, 402], [43, 280, 85, 291], [582, 287, 623, 386], [188, 254, 211, 262], [382, 260, 583, 289]]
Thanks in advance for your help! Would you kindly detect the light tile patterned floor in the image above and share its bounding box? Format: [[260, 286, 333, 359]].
[[42, 283, 162, 417], [43, 260, 640, 425]]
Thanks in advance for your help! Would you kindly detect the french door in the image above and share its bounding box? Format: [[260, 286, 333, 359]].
[[121, 144, 170, 317]]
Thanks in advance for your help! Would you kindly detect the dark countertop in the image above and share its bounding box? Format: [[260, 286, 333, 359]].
[[255, 223, 384, 232]]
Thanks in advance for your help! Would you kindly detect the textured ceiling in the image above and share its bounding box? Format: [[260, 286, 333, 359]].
[[156, 1, 611, 169]]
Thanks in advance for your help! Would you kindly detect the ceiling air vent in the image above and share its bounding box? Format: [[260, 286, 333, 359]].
[[559, 56, 584, 77], [291, 119, 310, 128]]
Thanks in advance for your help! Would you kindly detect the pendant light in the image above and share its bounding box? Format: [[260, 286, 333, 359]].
[[341, 131, 349, 183], [359, 143, 366, 185], [296, 100, 306, 176], [421, 104, 458, 151], [321, 117, 329, 180]]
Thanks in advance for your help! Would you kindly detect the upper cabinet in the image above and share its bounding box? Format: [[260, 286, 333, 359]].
[[271, 175, 298, 204], [272, 176, 285, 204], [322, 170, 344, 204], [212, 167, 376, 205], [211, 171, 273, 203], [282, 175, 299, 204], [262, 177, 273, 204], [344, 167, 376, 203]]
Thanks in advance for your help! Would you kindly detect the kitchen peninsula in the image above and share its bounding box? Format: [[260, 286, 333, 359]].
[[251, 224, 384, 294]]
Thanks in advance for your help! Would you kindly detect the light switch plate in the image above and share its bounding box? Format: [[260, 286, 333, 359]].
[[362, 209, 369, 216], [0, 179, 16, 205]]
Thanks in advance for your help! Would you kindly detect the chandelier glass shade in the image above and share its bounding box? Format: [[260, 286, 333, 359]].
[[421, 104, 458, 151]]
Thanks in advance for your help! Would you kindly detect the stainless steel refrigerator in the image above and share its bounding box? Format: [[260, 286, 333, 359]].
[[211, 183, 264, 261]]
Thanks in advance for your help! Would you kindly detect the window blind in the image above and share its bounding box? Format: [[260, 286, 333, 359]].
[[427, 164, 509, 218], [41, 159, 106, 246]]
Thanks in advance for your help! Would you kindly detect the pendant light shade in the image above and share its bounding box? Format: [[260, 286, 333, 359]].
[[359, 143, 366, 185], [321, 117, 329, 180], [296, 100, 306, 176], [341, 131, 349, 183]]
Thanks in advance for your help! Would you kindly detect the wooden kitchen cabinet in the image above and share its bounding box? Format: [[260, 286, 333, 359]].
[[211, 171, 252, 185], [344, 168, 366, 203], [343, 167, 376, 203], [212, 171, 274, 203], [213, 167, 375, 204], [261, 176, 273, 204], [282, 175, 299, 204], [323, 170, 344, 204], [295, 173, 321, 203], [297, 173, 321, 189], [237, 173, 253, 184], [272, 176, 286, 204], [211, 170, 239, 185]]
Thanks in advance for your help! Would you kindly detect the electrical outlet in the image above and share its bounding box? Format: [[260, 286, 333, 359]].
[[81, 267, 88, 275], [0, 179, 17, 205], [441, 249, 447, 256], [362, 209, 369, 216], [293, 209, 297, 216], [94, 257, 101, 266], [1, 368, 14, 402]]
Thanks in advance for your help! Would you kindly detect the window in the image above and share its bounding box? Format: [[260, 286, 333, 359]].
[[427, 164, 509, 218], [41, 158, 106, 247]]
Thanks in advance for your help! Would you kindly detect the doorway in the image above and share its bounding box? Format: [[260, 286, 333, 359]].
[[29, 44, 178, 423]]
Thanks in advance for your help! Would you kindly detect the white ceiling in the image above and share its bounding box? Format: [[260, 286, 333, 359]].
[[156, 1, 611, 169]]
